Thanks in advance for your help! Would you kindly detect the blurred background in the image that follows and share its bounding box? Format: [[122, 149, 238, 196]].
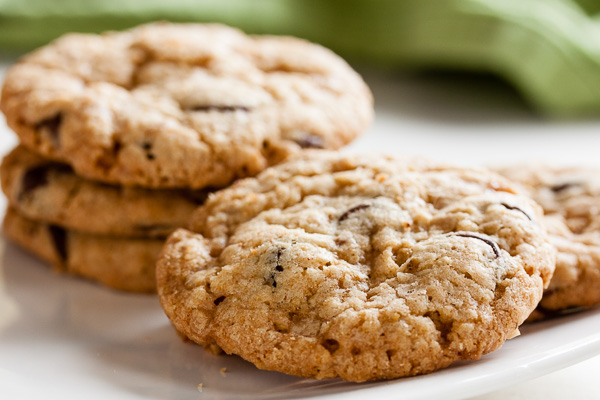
[[2, 1, 600, 400], [3, 0, 600, 117]]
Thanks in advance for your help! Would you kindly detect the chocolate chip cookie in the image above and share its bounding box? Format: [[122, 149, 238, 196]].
[[157, 152, 555, 382], [497, 165, 600, 312], [3, 207, 162, 292], [0, 23, 373, 189], [1, 146, 201, 237]]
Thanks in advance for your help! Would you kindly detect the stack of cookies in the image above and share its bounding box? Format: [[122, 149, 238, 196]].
[[3, 22, 599, 384], [0, 23, 373, 292]]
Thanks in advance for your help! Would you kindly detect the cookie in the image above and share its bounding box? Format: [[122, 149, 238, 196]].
[[496, 165, 600, 312], [0, 22, 373, 189], [157, 152, 555, 382], [0, 146, 202, 237], [3, 207, 162, 292]]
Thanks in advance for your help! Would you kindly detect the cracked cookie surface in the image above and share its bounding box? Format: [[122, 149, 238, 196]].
[[3, 207, 162, 292], [0, 23, 372, 189], [497, 165, 600, 312], [157, 152, 555, 381], [1, 146, 200, 237]]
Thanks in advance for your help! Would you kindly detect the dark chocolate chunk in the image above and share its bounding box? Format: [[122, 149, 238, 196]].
[[265, 247, 284, 288], [295, 134, 325, 149], [551, 182, 579, 193], [95, 139, 122, 172], [455, 233, 500, 258], [132, 224, 173, 236], [34, 113, 63, 145], [500, 203, 532, 220], [335, 238, 347, 247], [19, 163, 72, 201], [213, 296, 226, 306], [184, 189, 214, 205], [338, 204, 370, 222], [188, 105, 250, 112], [48, 225, 68, 262], [140, 141, 156, 160], [112, 140, 122, 155], [386, 349, 396, 360], [321, 339, 339, 354], [275, 248, 283, 270]]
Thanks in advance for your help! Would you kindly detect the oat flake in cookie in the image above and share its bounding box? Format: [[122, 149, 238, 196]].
[[497, 165, 600, 313], [157, 152, 555, 382], [0, 23, 372, 189]]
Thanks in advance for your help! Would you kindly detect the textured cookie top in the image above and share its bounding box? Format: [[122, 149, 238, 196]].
[[497, 165, 600, 310], [1, 145, 200, 237], [158, 152, 555, 381], [0, 23, 372, 189]]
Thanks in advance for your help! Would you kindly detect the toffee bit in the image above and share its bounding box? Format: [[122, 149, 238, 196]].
[[455, 233, 500, 259], [500, 203, 532, 220], [197, 383, 203, 392], [220, 367, 227, 375]]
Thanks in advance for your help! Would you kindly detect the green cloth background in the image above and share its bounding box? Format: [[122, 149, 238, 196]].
[[2, 0, 600, 116]]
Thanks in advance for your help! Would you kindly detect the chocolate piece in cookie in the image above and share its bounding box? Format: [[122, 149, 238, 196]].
[[454, 233, 500, 258], [497, 165, 600, 312], [3, 208, 163, 293], [19, 161, 72, 201], [1, 146, 199, 237], [0, 23, 373, 189], [157, 152, 555, 382]]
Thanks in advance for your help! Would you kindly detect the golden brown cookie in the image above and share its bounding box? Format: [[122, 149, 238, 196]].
[[3, 207, 162, 293], [157, 152, 555, 381], [497, 165, 600, 313], [1, 145, 201, 237], [1, 23, 372, 189]]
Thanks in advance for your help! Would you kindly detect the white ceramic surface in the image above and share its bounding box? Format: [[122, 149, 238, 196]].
[[2, 61, 600, 400]]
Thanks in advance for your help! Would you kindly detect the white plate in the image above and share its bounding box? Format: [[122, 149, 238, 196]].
[[2, 65, 600, 400], [1, 238, 600, 400]]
